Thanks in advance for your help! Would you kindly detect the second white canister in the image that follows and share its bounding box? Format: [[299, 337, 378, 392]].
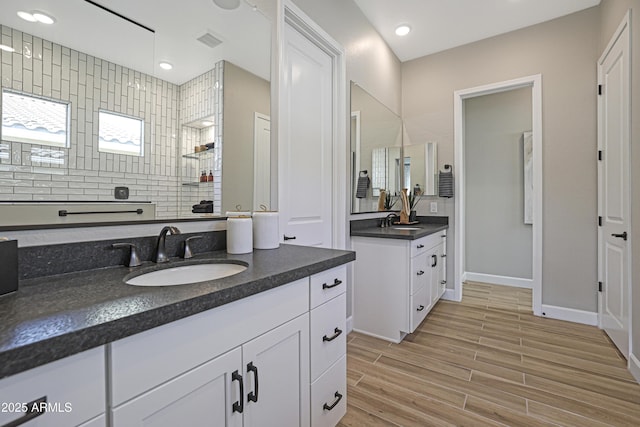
[[227, 216, 253, 254], [253, 209, 279, 249]]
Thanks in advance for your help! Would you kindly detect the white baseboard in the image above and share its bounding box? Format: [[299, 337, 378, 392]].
[[630, 353, 640, 383], [441, 289, 458, 301], [465, 272, 533, 289], [346, 316, 353, 334], [461, 272, 468, 282], [540, 304, 598, 326]]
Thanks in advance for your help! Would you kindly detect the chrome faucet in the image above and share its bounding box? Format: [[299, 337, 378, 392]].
[[383, 213, 399, 227], [154, 226, 181, 263]]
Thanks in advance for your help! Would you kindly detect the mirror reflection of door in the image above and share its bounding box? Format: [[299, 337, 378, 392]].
[[254, 113, 271, 210]]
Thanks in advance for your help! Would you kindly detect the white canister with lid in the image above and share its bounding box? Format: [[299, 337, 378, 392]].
[[252, 206, 279, 249], [227, 216, 253, 254]]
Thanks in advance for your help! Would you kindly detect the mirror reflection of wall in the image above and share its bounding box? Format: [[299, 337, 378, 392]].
[[0, 0, 273, 227], [350, 82, 402, 213], [403, 142, 438, 197]]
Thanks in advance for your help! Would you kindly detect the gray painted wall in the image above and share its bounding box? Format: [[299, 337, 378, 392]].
[[402, 7, 600, 312], [599, 0, 640, 359], [464, 88, 533, 279]]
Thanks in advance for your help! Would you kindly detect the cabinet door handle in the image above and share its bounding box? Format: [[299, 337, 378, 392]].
[[323, 278, 343, 289], [431, 254, 437, 267], [283, 235, 297, 241], [416, 244, 425, 249], [417, 305, 425, 311], [247, 362, 259, 403], [323, 327, 343, 342], [2, 396, 47, 427], [232, 370, 244, 413], [417, 270, 425, 276], [323, 391, 343, 411]]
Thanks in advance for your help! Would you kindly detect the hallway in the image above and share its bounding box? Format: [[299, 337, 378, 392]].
[[341, 283, 640, 426]]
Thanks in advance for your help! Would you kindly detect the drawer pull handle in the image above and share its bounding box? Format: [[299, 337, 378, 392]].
[[431, 254, 437, 267], [247, 362, 259, 403], [441, 280, 447, 285], [323, 327, 343, 342], [2, 396, 47, 427], [283, 235, 297, 241], [323, 279, 343, 289], [417, 244, 425, 249], [417, 270, 425, 276], [417, 305, 425, 311], [441, 254, 446, 258], [323, 391, 343, 411], [232, 370, 244, 413]]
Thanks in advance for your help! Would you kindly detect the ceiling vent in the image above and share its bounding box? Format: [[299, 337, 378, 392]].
[[197, 32, 223, 49]]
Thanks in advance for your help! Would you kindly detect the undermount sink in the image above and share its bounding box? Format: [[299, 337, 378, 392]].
[[126, 262, 248, 286], [392, 227, 423, 231]]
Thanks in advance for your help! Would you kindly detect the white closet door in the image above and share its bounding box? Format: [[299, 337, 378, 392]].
[[278, 22, 333, 248]]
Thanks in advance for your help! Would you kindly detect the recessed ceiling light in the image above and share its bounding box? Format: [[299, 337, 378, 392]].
[[395, 24, 411, 36], [212, 0, 241, 10], [159, 62, 173, 70], [0, 44, 15, 53], [32, 11, 56, 25], [201, 120, 214, 127], [17, 11, 37, 22]]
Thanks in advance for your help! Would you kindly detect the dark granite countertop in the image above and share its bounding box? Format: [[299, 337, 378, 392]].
[[350, 216, 449, 240], [0, 244, 354, 379]]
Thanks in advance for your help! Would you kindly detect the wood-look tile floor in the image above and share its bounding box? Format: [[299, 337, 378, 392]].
[[340, 282, 640, 426]]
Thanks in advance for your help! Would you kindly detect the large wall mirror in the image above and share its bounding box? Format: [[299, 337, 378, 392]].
[[350, 82, 438, 214], [0, 0, 274, 227]]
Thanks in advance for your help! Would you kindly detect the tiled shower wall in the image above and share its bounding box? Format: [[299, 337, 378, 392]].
[[0, 25, 220, 220]]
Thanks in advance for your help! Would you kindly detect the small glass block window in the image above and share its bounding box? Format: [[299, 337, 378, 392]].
[[98, 110, 144, 156], [1, 90, 70, 148]]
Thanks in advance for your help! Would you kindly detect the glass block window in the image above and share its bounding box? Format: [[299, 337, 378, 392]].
[[98, 110, 144, 156], [1, 90, 70, 148]]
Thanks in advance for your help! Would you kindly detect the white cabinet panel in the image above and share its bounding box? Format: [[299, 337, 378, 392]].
[[410, 253, 429, 294], [310, 293, 346, 381], [311, 356, 346, 427], [112, 348, 242, 427], [410, 283, 430, 332], [310, 266, 346, 309], [243, 314, 310, 427], [0, 347, 104, 427]]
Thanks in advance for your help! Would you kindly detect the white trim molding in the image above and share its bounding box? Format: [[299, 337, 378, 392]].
[[540, 304, 598, 326], [454, 74, 543, 315], [465, 272, 533, 289], [630, 353, 640, 383], [346, 316, 353, 334], [441, 289, 457, 301]]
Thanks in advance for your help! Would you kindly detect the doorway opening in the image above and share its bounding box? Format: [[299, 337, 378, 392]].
[[454, 75, 543, 316]]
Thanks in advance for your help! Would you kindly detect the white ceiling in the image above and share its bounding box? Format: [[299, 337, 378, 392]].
[[0, 0, 273, 85], [353, 0, 601, 62]]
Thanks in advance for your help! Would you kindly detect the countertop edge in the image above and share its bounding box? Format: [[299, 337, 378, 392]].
[[350, 224, 449, 240]]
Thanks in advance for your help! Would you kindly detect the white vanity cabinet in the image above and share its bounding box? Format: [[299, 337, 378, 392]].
[[353, 230, 447, 343], [0, 347, 106, 427]]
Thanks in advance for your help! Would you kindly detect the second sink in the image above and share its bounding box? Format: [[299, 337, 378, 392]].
[[126, 262, 248, 286]]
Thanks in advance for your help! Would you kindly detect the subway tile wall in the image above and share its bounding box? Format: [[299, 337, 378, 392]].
[[0, 25, 221, 220]]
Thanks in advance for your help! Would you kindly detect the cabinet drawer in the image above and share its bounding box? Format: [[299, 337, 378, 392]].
[[310, 265, 347, 309], [310, 293, 346, 381], [410, 284, 430, 332], [311, 356, 346, 427], [410, 233, 442, 258], [410, 253, 429, 294], [0, 347, 105, 427]]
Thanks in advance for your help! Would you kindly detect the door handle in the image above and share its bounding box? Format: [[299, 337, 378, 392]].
[[431, 254, 437, 267], [611, 231, 628, 241], [323, 278, 343, 289], [2, 396, 47, 427], [247, 362, 259, 403], [323, 391, 343, 411], [283, 235, 296, 241], [231, 370, 244, 413], [323, 327, 343, 342]]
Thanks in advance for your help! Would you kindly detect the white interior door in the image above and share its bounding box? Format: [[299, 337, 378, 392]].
[[598, 14, 630, 358], [278, 21, 333, 248], [254, 113, 271, 210]]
